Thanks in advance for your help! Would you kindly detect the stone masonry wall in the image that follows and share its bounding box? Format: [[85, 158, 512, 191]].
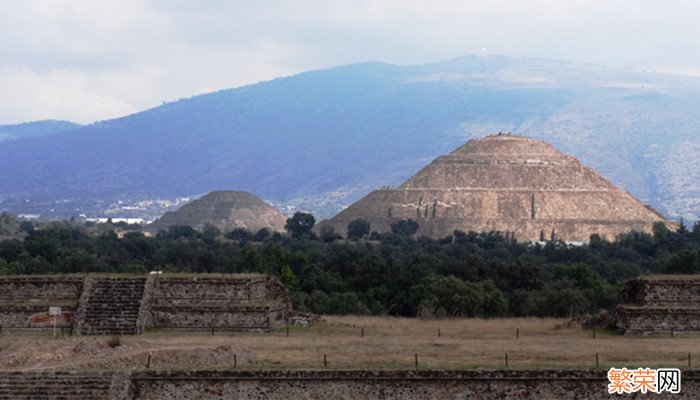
[[2, 369, 699, 400], [0, 277, 83, 329], [127, 370, 700, 400], [151, 277, 269, 305], [618, 308, 700, 334], [0, 275, 290, 333], [618, 276, 700, 335], [0, 277, 83, 299], [619, 278, 700, 307], [147, 276, 290, 330]]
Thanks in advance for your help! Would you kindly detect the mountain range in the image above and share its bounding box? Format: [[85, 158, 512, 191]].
[[0, 120, 81, 142], [1, 55, 699, 222]]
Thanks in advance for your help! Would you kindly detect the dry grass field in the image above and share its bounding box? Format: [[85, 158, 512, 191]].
[[1, 316, 698, 371]]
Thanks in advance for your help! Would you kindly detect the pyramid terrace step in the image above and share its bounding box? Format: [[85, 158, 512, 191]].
[[74, 277, 147, 336]]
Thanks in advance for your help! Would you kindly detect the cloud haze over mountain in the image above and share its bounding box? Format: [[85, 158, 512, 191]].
[[2, 0, 700, 123]]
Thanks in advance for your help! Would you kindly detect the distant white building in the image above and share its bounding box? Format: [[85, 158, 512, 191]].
[[86, 217, 149, 225]]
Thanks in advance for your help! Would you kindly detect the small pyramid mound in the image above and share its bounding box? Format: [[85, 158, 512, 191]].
[[320, 134, 673, 242], [149, 191, 286, 233]]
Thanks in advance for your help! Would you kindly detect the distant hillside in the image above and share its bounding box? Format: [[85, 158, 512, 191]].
[[0, 56, 698, 221], [0, 120, 81, 142]]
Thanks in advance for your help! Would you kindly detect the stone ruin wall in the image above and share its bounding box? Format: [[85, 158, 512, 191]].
[[148, 276, 290, 330], [618, 308, 700, 334], [1, 370, 698, 400], [618, 277, 700, 335], [0, 277, 83, 329], [619, 278, 700, 307], [0, 275, 290, 333]]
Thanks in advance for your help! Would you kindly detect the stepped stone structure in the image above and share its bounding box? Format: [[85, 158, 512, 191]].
[[319, 134, 673, 242], [149, 190, 287, 233], [0, 274, 291, 335], [617, 275, 700, 335], [74, 278, 147, 335], [0, 371, 115, 399]]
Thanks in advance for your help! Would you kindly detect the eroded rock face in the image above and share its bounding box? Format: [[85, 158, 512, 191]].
[[149, 191, 287, 233], [319, 134, 673, 242]]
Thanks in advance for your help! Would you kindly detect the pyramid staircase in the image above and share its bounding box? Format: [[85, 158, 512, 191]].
[[0, 371, 113, 400], [75, 278, 146, 335]]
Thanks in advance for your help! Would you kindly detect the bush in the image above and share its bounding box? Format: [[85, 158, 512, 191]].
[[347, 219, 370, 240], [285, 212, 316, 238], [390, 219, 419, 237]]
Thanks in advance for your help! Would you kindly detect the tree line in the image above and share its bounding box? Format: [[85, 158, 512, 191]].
[[1, 211, 699, 319]]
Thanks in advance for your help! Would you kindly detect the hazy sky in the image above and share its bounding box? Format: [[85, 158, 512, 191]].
[[2, 0, 700, 124]]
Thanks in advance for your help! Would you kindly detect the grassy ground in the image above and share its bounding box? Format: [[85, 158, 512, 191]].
[[243, 316, 699, 370], [1, 316, 698, 371]]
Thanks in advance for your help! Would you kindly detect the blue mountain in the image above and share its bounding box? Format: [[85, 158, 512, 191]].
[[0, 56, 698, 221], [0, 120, 81, 141]]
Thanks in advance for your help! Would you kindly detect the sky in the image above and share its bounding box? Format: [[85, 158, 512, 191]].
[[1, 0, 700, 124]]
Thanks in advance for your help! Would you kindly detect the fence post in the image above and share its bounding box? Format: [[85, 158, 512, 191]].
[[505, 353, 509, 367], [323, 354, 327, 367], [211, 326, 215, 336], [596, 353, 599, 368], [689, 353, 692, 368], [593, 328, 596, 339], [415, 353, 418, 368], [361, 327, 364, 338], [234, 354, 237, 368], [671, 328, 674, 339], [516, 328, 519, 340], [438, 328, 441, 338], [146, 352, 152, 369], [286, 326, 289, 337]]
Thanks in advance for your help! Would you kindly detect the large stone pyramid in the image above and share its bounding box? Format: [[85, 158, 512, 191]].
[[149, 190, 287, 233], [320, 134, 673, 242]]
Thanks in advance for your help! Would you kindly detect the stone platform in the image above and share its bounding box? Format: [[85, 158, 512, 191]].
[[0, 274, 291, 335]]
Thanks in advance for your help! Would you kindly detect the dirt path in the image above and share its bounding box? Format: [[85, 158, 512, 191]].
[[0, 336, 254, 371]]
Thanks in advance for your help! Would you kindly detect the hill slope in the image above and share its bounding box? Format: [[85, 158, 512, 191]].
[[0, 56, 698, 221], [0, 120, 81, 142]]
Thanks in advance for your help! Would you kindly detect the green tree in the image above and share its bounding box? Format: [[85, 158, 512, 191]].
[[319, 225, 341, 243], [390, 219, 419, 237], [19, 220, 34, 234], [280, 265, 298, 287], [347, 219, 370, 240], [652, 221, 670, 243], [0, 212, 19, 236], [285, 212, 315, 238], [202, 224, 221, 241], [161, 225, 197, 240], [252, 228, 271, 241], [409, 275, 507, 318], [664, 250, 700, 274], [0, 257, 10, 275], [226, 228, 252, 241], [691, 221, 700, 244]]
